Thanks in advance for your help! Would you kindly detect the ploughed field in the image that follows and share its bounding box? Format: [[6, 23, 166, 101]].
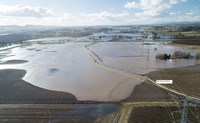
[[0, 104, 117, 123], [172, 40, 200, 46], [148, 65, 200, 98], [128, 105, 200, 123]]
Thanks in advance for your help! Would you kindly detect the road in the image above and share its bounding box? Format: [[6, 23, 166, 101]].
[[84, 47, 144, 81]]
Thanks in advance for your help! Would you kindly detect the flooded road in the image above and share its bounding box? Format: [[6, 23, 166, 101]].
[[0, 43, 142, 101]]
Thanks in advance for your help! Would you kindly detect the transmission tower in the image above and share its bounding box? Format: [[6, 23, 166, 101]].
[[180, 97, 189, 123]]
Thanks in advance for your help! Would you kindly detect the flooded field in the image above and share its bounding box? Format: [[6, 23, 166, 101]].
[[0, 43, 142, 102], [88, 42, 200, 75], [1, 41, 199, 102]]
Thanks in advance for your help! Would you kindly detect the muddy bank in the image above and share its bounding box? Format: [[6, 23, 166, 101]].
[[0, 69, 77, 104]]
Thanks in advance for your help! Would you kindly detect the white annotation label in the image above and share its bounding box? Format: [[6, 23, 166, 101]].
[[156, 80, 173, 84]]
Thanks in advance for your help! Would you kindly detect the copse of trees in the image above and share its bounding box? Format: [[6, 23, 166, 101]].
[[156, 54, 171, 60], [172, 51, 191, 59], [196, 53, 200, 59], [156, 51, 194, 60]]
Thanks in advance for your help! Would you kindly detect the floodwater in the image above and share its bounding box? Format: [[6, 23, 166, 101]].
[[1, 42, 199, 101], [0, 43, 142, 101], [88, 42, 200, 75]]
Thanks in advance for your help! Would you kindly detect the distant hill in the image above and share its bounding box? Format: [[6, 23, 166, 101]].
[[0, 25, 101, 44]]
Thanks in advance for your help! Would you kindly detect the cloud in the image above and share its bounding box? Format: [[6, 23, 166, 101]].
[[124, 1, 140, 9], [0, 1, 198, 26], [81, 11, 130, 23], [125, 0, 187, 17], [0, 3, 53, 18], [186, 12, 193, 16]]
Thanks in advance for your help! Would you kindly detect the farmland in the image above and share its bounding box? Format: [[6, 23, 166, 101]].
[[0, 104, 117, 123], [147, 65, 200, 98], [127, 103, 200, 123], [0, 25, 200, 123], [146, 26, 200, 39]]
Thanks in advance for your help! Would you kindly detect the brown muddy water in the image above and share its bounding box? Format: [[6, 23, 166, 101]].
[[0, 43, 142, 102], [88, 42, 200, 75], [1, 42, 199, 101]]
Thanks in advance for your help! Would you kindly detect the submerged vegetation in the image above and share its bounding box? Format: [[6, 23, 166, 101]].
[[172, 51, 191, 59]]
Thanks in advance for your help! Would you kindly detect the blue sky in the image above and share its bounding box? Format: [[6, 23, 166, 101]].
[[0, 0, 199, 26]]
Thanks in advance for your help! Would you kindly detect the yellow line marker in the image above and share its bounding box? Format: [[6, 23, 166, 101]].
[[84, 48, 143, 81]]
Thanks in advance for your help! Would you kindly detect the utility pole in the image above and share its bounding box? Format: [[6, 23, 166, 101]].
[[146, 45, 150, 61]]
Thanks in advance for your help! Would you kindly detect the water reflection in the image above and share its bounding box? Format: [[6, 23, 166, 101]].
[[0, 43, 141, 101]]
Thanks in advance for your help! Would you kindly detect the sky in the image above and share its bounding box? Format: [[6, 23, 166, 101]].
[[0, 0, 199, 26]]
